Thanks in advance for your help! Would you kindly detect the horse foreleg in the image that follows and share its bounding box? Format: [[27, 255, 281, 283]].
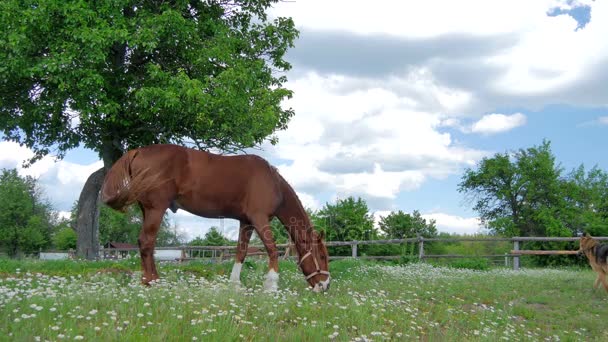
[[250, 215, 279, 292], [138, 207, 165, 285], [231, 221, 254, 284]]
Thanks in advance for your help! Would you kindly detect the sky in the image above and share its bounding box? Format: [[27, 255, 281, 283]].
[[1, 0, 607, 241]]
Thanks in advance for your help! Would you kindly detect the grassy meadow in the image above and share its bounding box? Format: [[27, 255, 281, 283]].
[[0, 258, 607, 341]]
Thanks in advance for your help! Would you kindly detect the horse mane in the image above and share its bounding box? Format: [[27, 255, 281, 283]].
[[272, 168, 316, 238], [101, 150, 157, 212]]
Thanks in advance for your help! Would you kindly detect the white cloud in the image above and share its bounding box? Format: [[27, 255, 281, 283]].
[[272, 0, 555, 38], [422, 213, 485, 235], [265, 71, 489, 207], [598, 116, 608, 125], [55, 211, 72, 221], [0, 141, 103, 210], [471, 113, 527, 135]]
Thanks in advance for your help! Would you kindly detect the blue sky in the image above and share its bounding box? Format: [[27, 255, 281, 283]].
[[1, 0, 607, 240]]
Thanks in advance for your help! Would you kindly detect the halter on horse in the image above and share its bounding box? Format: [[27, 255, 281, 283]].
[[101, 144, 330, 292]]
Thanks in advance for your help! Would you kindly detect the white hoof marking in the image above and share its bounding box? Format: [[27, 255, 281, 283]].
[[263, 270, 279, 292]]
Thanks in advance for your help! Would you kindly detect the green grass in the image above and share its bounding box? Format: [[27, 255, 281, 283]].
[[1, 257, 607, 341]]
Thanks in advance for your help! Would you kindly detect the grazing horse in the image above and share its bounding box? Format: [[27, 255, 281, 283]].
[[101, 144, 330, 292]]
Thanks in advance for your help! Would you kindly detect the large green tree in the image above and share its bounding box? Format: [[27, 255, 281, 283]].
[[458, 141, 567, 237], [0, 169, 55, 256], [0, 0, 298, 258]]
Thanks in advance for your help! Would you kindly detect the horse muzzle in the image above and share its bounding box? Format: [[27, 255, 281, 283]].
[[312, 276, 331, 293]]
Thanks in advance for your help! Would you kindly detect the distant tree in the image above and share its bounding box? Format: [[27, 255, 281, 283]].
[[314, 197, 376, 256], [200, 227, 230, 246], [189, 236, 206, 246], [156, 222, 187, 246], [561, 165, 608, 236], [378, 210, 437, 239], [459, 141, 567, 237], [270, 217, 290, 244], [53, 227, 77, 250], [316, 197, 376, 241], [0, 0, 298, 258], [0, 169, 53, 256]]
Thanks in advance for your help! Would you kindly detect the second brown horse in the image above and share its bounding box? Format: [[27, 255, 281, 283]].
[[101, 144, 330, 292]]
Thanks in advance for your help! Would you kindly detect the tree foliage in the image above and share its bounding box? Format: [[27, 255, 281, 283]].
[[0, 0, 299, 257], [315, 197, 376, 242], [204, 226, 231, 246], [314, 197, 376, 256], [0, 169, 55, 256], [53, 226, 77, 250], [459, 140, 608, 238], [378, 210, 437, 239], [0, 0, 298, 161]]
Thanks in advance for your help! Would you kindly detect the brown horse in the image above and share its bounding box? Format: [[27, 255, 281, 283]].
[[101, 144, 330, 292]]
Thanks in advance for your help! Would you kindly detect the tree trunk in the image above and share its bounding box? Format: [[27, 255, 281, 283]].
[[76, 167, 106, 259]]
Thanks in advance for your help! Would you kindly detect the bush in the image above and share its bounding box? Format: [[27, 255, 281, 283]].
[[448, 258, 490, 271], [397, 255, 419, 265], [53, 227, 77, 250]]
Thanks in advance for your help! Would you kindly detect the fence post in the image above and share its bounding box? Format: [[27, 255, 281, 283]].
[[513, 240, 520, 270], [418, 236, 424, 260], [351, 242, 358, 258]]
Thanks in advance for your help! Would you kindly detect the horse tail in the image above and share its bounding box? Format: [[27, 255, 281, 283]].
[[100, 149, 156, 212]]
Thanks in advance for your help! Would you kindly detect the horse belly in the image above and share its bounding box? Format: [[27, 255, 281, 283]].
[[171, 198, 243, 221]]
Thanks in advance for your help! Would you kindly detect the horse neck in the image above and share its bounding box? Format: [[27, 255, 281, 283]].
[[275, 179, 316, 257]]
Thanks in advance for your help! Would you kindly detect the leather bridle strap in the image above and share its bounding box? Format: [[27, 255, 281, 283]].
[[298, 251, 330, 281]]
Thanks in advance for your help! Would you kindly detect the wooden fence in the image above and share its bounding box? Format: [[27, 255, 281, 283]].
[[89, 236, 608, 270]]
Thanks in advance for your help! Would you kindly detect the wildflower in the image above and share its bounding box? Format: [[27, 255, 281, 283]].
[[74, 336, 84, 340]]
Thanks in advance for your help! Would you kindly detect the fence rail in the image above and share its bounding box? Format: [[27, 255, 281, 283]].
[[49, 236, 608, 270]]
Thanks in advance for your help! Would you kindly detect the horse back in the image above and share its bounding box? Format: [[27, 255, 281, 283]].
[[130, 144, 281, 218]]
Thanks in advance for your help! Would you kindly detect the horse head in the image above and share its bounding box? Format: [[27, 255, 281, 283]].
[[297, 230, 330, 292]]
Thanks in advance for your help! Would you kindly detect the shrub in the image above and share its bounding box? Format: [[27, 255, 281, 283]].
[[448, 258, 490, 271]]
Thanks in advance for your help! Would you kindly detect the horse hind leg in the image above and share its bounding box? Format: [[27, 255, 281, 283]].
[[231, 220, 254, 285], [249, 214, 279, 292]]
